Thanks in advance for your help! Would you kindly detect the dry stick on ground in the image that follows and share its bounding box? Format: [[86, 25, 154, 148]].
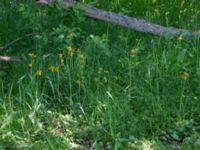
[[0, 56, 20, 62], [38, 0, 200, 39]]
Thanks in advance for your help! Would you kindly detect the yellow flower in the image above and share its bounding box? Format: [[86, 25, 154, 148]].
[[67, 45, 72, 50], [130, 48, 137, 56], [94, 77, 98, 81], [78, 52, 85, 68], [60, 58, 65, 66], [76, 80, 81, 85], [79, 53, 84, 61], [67, 45, 72, 51], [54, 67, 59, 73], [18, 118, 25, 126], [103, 76, 108, 83], [48, 66, 54, 72], [180, 72, 189, 80], [67, 46, 73, 57], [77, 49, 84, 68], [67, 33, 73, 38], [28, 52, 36, 59], [59, 53, 63, 59], [58, 53, 64, 66], [197, 29, 200, 34], [36, 69, 42, 77], [98, 67, 103, 74], [49, 66, 59, 73], [28, 63, 33, 68]]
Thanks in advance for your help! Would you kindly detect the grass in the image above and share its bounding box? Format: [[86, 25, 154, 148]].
[[0, 0, 200, 149]]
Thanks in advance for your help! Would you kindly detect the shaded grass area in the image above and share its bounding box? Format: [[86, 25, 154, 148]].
[[0, 0, 200, 149]]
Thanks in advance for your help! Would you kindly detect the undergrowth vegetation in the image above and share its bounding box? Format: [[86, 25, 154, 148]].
[[0, 0, 200, 149]]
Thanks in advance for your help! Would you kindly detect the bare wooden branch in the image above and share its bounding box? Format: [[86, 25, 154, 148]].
[[38, 0, 200, 39], [0, 56, 20, 62], [37, 0, 53, 4]]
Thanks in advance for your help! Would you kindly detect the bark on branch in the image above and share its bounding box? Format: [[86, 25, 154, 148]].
[[0, 56, 20, 62], [38, 0, 200, 39]]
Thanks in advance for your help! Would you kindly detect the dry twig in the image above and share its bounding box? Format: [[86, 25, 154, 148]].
[[0, 56, 20, 62]]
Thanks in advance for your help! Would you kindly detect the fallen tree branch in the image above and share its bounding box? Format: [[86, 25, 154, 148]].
[[38, 0, 200, 39], [0, 56, 20, 62]]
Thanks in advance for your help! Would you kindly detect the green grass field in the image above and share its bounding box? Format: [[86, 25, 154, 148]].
[[0, 0, 200, 149]]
